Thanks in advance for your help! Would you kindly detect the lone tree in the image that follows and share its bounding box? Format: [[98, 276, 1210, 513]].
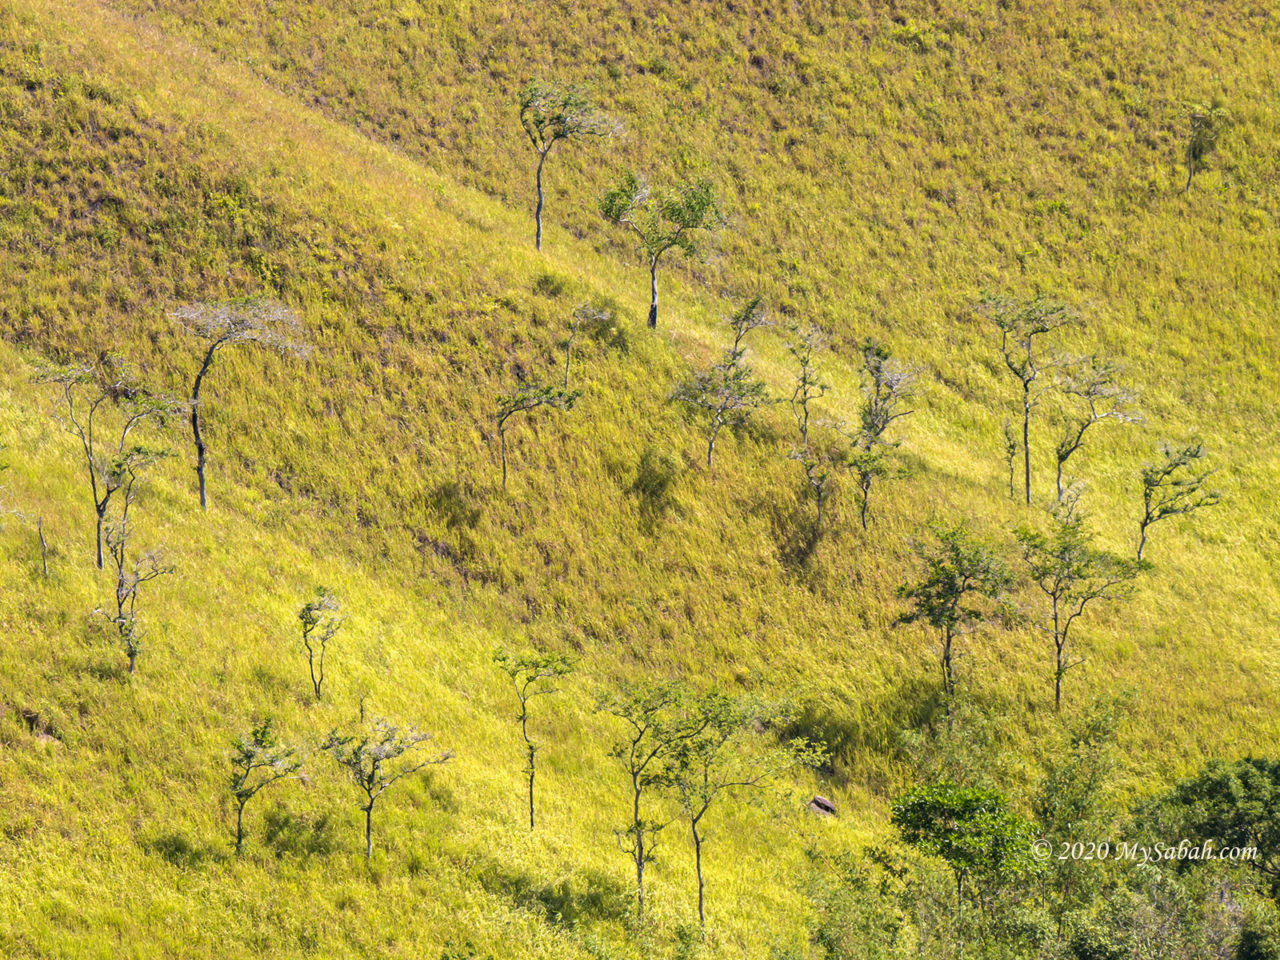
[[518, 80, 613, 250], [1053, 355, 1139, 501], [845, 337, 915, 530], [298, 587, 343, 700], [892, 782, 1037, 919], [1136, 442, 1221, 561], [173, 299, 305, 511], [599, 171, 724, 328], [493, 648, 577, 830], [322, 717, 453, 861], [34, 356, 181, 568], [1016, 509, 1145, 710], [982, 296, 1077, 505], [671, 298, 771, 471], [495, 381, 580, 490], [1183, 99, 1231, 193], [896, 521, 1012, 700], [596, 681, 709, 923], [668, 694, 823, 932], [229, 717, 302, 857], [97, 447, 172, 674]]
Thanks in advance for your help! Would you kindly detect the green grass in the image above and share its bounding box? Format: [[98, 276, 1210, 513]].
[[0, 0, 1277, 955]]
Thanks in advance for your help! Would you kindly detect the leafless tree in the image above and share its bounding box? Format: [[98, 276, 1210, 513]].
[[518, 81, 614, 250], [844, 338, 915, 530], [34, 356, 182, 568], [298, 587, 343, 700], [982, 296, 1077, 505], [173, 300, 306, 510], [1053, 356, 1140, 500], [1136, 443, 1221, 561], [322, 718, 453, 861], [493, 648, 576, 829]]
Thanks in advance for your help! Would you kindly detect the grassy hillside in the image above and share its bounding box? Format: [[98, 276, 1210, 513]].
[[0, 0, 1278, 956]]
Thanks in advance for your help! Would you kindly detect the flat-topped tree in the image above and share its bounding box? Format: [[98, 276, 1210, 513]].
[[494, 648, 577, 830], [671, 298, 772, 471], [34, 355, 182, 569], [322, 717, 453, 861], [982, 295, 1076, 505], [1136, 442, 1221, 561], [173, 299, 306, 511], [599, 171, 724, 328], [518, 80, 613, 250], [897, 521, 1012, 700], [495, 381, 580, 490], [229, 718, 302, 857], [1053, 355, 1140, 501]]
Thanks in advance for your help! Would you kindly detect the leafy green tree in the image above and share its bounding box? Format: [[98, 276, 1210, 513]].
[[896, 521, 1013, 699], [596, 681, 709, 923], [495, 382, 580, 490], [1016, 510, 1145, 710], [671, 298, 771, 471], [322, 717, 453, 861], [892, 782, 1037, 913], [1183, 99, 1232, 192], [1052, 355, 1139, 501], [33, 355, 182, 568], [982, 296, 1077, 505], [1136, 442, 1221, 560], [518, 80, 613, 249], [173, 299, 306, 510], [229, 717, 302, 857], [669, 694, 824, 931], [298, 587, 343, 700], [599, 171, 724, 328], [845, 337, 914, 530], [1160, 757, 1280, 896], [493, 648, 576, 829]]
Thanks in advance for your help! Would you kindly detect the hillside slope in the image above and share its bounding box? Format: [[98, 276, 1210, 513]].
[[0, 0, 1278, 956]]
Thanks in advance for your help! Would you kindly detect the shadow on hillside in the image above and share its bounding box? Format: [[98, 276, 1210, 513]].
[[260, 802, 337, 860], [475, 860, 628, 928], [145, 831, 221, 869]]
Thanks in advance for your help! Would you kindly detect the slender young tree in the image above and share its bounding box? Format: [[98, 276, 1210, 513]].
[[229, 717, 302, 857], [596, 682, 710, 923], [599, 171, 724, 328], [845, 337, 915, 530], [322, 718, 453, 861], [1136, 442, 1221, 561], [493, 648, 577, 829], [518, 81, 613, 249], [298, 587, 343, 700], [983, 296, 1077, 505], [97, 449, 171, 674], [668, 695, 824, 932], [1183, 99, 1231, 193], [1016, 509, 1145, 710], [172, 299, 305, 511], [671, 298, 771, 471], [786, 325, 837, 543], [1002, 420, 1019, 501], [1052, 355, 1139, 500], [897, 521, 1012, 699], [34, 356, 181, 568], [495, 382, 580, 490]]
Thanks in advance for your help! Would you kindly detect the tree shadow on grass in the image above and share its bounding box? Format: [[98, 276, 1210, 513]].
[[475, 859, 628, 928]]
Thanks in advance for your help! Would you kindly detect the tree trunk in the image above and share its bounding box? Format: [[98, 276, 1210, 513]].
[[535, 151, 547, 250], [38, 517, 48, 577], [1022, 385, 1032, 506], [941, 628, 954, 698], [128, 646, 137, 675], [647, 259, 659, 328], [95, 511, 104, 570], [633, 783, 646, 921], [500, 428, 508, 490], [526, 740, 536, 830], [1137, 524, 1148, 561], [192, 345, 217, 512], [693, 822, 706, 931], [235, 802, 245, 857], [365, 803, 374, 862]]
